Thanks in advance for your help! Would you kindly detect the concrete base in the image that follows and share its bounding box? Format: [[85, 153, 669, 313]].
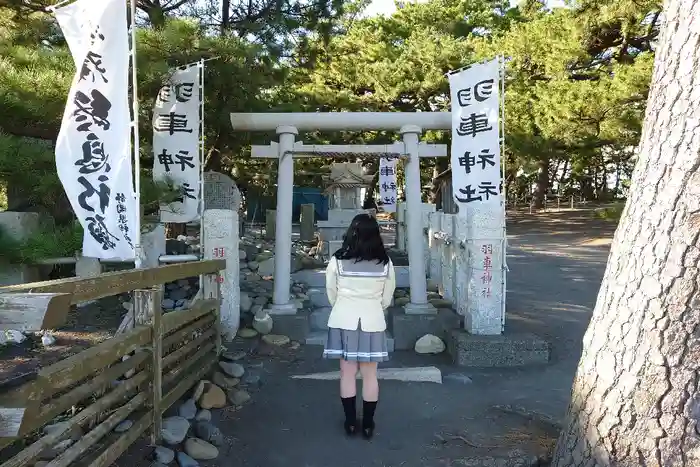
[[271, 311, 310, 342], [291, 366, 442, 383], [447, 330, 550, 368], [390, 308, 461, 350], [403, 302, 437, 315], [266, 303, 298, 315]]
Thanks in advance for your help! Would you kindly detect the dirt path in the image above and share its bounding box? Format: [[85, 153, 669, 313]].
[[123, 209, 618, 467]]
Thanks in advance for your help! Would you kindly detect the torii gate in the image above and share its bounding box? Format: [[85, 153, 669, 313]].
[[230, 112, 451, 317]]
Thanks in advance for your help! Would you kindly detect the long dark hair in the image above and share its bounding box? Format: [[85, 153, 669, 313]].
[[333, 214, 390, 265]]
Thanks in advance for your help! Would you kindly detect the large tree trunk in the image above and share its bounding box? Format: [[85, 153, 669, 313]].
[[532, 156, 549, 209], [551, 2, 700, 466]]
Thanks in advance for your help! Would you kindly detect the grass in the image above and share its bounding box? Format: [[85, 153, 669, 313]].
[[594, 202, 625, 221]]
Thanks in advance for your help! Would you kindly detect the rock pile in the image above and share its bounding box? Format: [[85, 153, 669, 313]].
[[143, 335, 294, 467]]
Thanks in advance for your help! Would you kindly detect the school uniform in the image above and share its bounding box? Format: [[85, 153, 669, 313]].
[[322, 256, 396, 363]]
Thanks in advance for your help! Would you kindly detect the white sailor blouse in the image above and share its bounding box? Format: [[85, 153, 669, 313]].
[[325, 256, 396, 332]]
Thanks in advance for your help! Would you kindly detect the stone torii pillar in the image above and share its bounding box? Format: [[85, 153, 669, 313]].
[[231, 112, 451, 316]]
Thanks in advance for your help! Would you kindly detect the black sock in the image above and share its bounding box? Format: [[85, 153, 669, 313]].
[[362, 400, 378, 427], [341, 396, 357, 425]]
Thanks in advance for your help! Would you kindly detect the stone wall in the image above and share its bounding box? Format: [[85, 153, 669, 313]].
[[424, 211, 506, 335]]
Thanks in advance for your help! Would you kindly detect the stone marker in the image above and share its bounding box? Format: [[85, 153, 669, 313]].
[[265, 209, 276, 240], [203, 171, 241, 211], [300, 203, 315, 241]]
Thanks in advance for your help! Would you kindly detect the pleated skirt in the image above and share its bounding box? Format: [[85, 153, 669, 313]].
[[323, 325, 390, 363]]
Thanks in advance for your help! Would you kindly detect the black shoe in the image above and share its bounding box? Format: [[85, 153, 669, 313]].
[[362, 400, 378, 440], [341, 396, 357, 436]]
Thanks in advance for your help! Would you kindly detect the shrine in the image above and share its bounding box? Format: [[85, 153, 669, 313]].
[[317, 162, 375, 257]]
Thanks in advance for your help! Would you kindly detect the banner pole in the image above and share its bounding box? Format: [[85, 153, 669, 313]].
[[500, 54, 507, 332], [199, 59, 205, 259], [129, 0, 142, 268]]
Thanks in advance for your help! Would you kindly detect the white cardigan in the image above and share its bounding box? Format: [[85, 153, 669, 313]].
[[325, 257, 396, 332]]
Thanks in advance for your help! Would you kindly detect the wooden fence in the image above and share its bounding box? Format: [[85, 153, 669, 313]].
[[0, 259, 225, 467]]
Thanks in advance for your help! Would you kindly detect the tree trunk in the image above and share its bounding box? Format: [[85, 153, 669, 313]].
[[221, 0, 231, 34], [532, 156, 549, 209], [551, 2, 700, 465]]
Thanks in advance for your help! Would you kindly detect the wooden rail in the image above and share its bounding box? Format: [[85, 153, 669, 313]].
[[0, 260, 223, 467]]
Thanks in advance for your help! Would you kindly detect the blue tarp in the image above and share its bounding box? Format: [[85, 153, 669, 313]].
[[292, 187, 329, 221]]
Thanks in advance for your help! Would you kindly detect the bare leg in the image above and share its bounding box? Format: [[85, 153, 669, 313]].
[[359, 362, 379, 401], [339, 358, 358, 398]]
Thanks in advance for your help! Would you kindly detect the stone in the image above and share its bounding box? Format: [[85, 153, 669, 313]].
[[429, 298, 452, 309], [447, 330, 551, 367], [212, 371, 240, 389], [228, 389, 251, 406], [195, 409, 211, 422], [153, 446, 175, 464], [151, 462, 169, 467], [253, 295, 268, 306], [184, 438, 219, 460], [161, 416, 190, 445], [193, 380, 207, 401], [241, 372, 261, 389], [261, 334, 290, 346], [221, 350, 246, 361], [39, 439, 73, 460], [198, 383, 227, 409], [240, 292, 253, 313], [219, 361, 245, 378], [252, 314, 273, 335], [176, 451, 199, 467], [43, 421, 82, 442], [194, 421, 224, 446], [237, 328, 258, 338], [415, 334, 446, 354], [239, 250, 247, 261], [257, 257, 275, 277], [248, 260, 259, 271], [395, 297, 410, 306], [178, 398, 198, 419], [251, 304, 264, 317], [114, 419, 133, 433]]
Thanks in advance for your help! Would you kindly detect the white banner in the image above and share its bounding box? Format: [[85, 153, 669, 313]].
[[54, 0, 137, 260], [152, 64, 202, 223], [448, 59, 502, 215], [378, 157, 398, 213]]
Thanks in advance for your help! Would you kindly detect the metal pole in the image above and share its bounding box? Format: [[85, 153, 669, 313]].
[[500, 55, 507, 332], [129, 0, 142, 269], [198, 59, 205, 260]]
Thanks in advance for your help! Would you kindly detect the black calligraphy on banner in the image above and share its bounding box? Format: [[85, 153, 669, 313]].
[[157, 82, 195, 104], [454, 182, 499, 203], [153, 112, 194, 135], [458, 149, 495, 174], [381, 181, 396, 191], [456, 113, 492, 138], [70, 24, 120, 250], [115, 192, 133, 248], [456, 79, 494, 107], [380, 166, 395, 176], [157, 149, 195, 172], [174, 183, 197, 203], [73, 90, 112, 132]]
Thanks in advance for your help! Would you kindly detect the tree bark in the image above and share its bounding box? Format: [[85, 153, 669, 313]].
[[551, 1, 700, 465], [532, 156, 549, 208]]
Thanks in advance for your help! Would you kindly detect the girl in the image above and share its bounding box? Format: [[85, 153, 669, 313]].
[[323, 213, 396, 439]]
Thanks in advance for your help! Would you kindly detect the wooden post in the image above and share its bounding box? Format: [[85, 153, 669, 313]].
[[133, 287, 163, 443], [202, 273, 222, 354]]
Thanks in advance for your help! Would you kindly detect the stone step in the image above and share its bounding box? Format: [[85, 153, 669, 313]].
[[308, 287, 331, 308], [309, 306, 332, 331], [305, 331, 395, 353]]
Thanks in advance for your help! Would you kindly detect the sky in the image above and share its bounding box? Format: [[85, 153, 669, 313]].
[[363, 0, 567, 17]]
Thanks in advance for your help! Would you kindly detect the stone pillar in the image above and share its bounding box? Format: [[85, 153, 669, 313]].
[[203, 209, 240, 340], [265, 209, 276, 240], [400, 125, 435, 315], [141, 223, 166, 268], [396, 202, 407, 251], [300, 203, 315, 242], [269, 126, 298, 314]]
